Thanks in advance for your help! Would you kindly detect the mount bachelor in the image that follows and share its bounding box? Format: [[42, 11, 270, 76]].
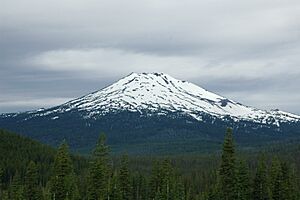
[[1, 73, 300, 154]]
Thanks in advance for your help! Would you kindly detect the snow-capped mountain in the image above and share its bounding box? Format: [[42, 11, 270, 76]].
[[1, 72, 300, 154], [24, 72, 300, 126]]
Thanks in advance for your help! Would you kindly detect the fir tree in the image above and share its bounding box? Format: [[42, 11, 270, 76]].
[[160, 159, 172, 200], [110, 172, 122, 200], [270, 158, 283, 200], [280, 162, 293, 200], [43, 181, 54, 200], [172, 180, 185, 200], [218, 128, 236, 200], [24, 161, 42, 200], [236, 160, 250, 200], [206, 185, 221, 200], [252, 156, 270, 200], [149, 160, 176, 200], [10, 171, 24, 200], [289, 164, 299, 200], [131, 173, 148, 200], [50, 142, 80, 200], [149, 161, 161, 199], [0, 167, 3, 197], [134, 174, 147, 200], [119, 154, 132, 200], [1, 191, 9, 200], [88, 133, 110, 200]]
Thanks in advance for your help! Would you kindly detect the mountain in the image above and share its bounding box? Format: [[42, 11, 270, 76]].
[[1, 73, 300, 154]]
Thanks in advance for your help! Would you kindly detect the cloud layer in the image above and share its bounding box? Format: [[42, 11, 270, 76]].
[[1, 0, 300, 114]]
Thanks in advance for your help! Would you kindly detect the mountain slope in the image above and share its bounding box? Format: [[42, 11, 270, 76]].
[[9, 72, 300, 125], [0, 73, 300, 154]]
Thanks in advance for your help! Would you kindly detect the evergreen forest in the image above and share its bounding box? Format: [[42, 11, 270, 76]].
[[0, 128, 300, 200]]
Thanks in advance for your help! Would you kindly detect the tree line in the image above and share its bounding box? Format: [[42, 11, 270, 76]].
[[0, 128, 300, 199], [205, 128, 299, 200]]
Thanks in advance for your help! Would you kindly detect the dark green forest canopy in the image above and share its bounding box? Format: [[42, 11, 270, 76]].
[[0, 128, 300, 199], [0, 129, 87, 186]]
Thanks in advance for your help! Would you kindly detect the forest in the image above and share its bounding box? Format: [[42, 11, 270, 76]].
[[0, 128, 300, 200]]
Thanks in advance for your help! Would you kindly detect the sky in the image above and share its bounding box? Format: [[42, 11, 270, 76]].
[[1, 0, 300, 114]]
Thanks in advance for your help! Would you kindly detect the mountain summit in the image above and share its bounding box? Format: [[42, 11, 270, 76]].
[[24, 72, 300, 125], [1, 72, 300, 154]]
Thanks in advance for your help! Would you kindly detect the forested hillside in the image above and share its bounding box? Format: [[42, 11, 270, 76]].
[[0, 129, 55, 186], [0, 129, 87, 198], [1, 129, 300, 199]]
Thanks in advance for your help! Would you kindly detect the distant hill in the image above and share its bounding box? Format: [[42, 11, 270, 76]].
[[0, 129, 86, 186], [0, 129, 55, 184]]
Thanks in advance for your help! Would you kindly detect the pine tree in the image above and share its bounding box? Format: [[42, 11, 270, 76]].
[[149, 160, 176, 200], [65, 173, 81, 200], [119, 154, 132, 200], [50, 142, 80, 200], [110, 172, 122, 200], [252, 156, 270, 200], [236, 160, 250, 200], [0, 167, 3, 198], [280, 162, 293, 200], [139, 175, 148, 200], [1, 191, 9, 200], [10, 171, 24, 200], [131, 173, 148, 200], [218, 128, 236, 200], [24, 161, 42, 200], [172, 180, 185, 200], [289, 164, 299, 200], [206, 185, 221, 200], [149, 161, 161, 199], [160, 159, 172, 200], [88, 133, 110, 200], [270, 157, 283, 200]]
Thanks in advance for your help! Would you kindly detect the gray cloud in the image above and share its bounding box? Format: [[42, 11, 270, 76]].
[[0, 0, 300, 114]]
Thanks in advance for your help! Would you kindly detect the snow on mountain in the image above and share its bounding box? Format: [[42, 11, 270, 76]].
[[23, 73, 300, 125]]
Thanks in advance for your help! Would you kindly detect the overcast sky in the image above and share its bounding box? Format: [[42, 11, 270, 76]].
[[1, 0, 300, 114]]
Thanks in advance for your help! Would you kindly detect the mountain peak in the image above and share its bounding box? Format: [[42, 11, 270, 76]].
[[15, 72, 300, 126], [128, 72, 170, 77], [122, 72, 185, 84], [1, 73, 300, 155]]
